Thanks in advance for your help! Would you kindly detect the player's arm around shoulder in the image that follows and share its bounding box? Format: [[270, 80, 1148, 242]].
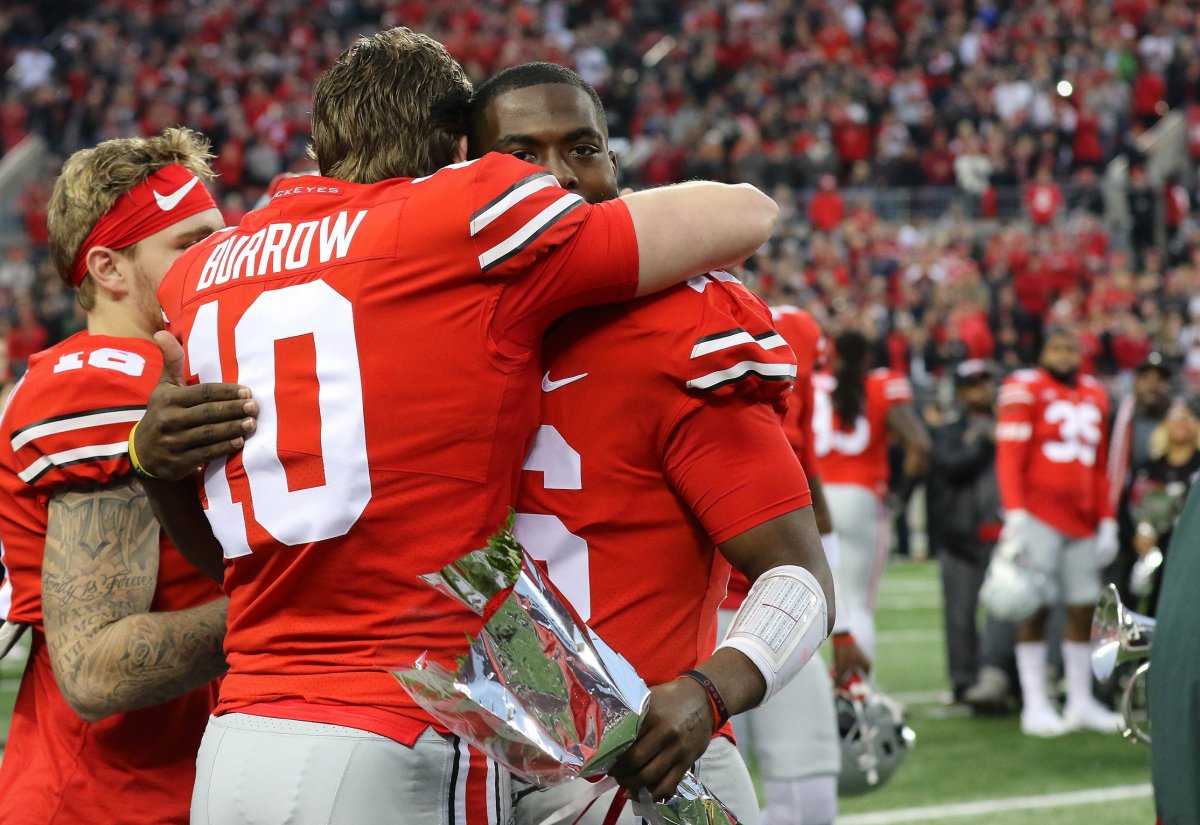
[[623, 181, 778, 296], [42, 478, 227, 723], [133, 331, 256, 582]]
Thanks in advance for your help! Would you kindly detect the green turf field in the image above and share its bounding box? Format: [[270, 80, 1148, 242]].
[[829, 561, 1154, 824], [0, 561, 1156, 821]]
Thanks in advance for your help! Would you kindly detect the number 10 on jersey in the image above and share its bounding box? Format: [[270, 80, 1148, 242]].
[[185, 282, 373, 557]]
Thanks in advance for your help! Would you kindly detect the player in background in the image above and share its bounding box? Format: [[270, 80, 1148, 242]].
[[995, 328, 1123, 737], [465, 62, 832, 823], [0, 129, 234, 825], [814, 329, 931, 659], [717, 304, 846, 825], [136, 31, 780, 825]]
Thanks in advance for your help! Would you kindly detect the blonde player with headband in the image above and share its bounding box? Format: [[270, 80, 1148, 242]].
[[0, 128, 248, 825]]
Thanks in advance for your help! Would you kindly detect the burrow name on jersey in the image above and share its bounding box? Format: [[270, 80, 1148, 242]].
[[195, 209, 367, 292]]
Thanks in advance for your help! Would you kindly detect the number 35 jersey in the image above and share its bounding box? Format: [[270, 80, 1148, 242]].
[[157, 154, 640, 742], [515, 273, 812, 690], [996, 368, 1112, 537]]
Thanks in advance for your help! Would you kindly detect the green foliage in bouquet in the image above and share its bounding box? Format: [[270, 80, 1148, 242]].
[[485, 509, 524, 584]]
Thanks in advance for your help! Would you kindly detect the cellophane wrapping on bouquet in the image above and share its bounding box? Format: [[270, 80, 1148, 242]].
[[392, 516, 740, 825]]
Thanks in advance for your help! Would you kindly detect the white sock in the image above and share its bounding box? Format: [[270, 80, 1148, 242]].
[[1062, 641, 1096, 711], [763, 775, 837, 825], [845, 606, 876, 660], [1016, 641, 1051, 713]]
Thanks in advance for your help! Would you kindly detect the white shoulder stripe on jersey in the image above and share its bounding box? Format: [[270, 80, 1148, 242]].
[[477, 193, 583, 272], [411, 158, 480, 184], [10, 407, 145, 452], [687, 360, 797, 391], [470, 175, 559, 236], [18, 440, 130, 484], [997, 422, 1033, 441], [690, 329, 788, 359], [998, 388, 1035, 405], [686, 270, 741, 293]]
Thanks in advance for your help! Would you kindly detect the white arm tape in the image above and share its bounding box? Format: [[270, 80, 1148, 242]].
[[716, 564, 829, 704]]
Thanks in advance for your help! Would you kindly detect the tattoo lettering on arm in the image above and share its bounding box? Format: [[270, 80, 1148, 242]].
[[42, 480, 227, 723]]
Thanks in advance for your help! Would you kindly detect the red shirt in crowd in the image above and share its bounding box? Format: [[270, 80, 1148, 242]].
[[6, 319, 47, 369], [809, 188, 846, 232], [1132, 70, 1167, 121], [1025, 181, 1064, 226], [955, 310, 995, 360]]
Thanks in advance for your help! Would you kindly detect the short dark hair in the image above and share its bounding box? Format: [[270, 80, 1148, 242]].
[[1042, 325, 1078, 349], [468, 62, 607, 151], [1136, 351, 1172, 379]]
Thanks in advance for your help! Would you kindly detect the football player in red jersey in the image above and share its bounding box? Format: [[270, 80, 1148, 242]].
[[135, 31, 780, 825], [0, 129, 233, 825], [996, 328, 1123, 737], [467, 63, 834, 823], [814, 329, 931, 660], [718, 305, 846, 825]]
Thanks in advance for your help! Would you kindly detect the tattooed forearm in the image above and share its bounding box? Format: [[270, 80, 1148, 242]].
[[42, 480, 227, 722]]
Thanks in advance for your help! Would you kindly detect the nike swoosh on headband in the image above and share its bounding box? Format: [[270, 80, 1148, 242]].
[[153, 176, 201, 211]]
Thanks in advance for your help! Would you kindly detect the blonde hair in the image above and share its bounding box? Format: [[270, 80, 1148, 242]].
[[47, 127, 216, 308], [1149, 402, 1200, 460], [309, 27, 472, 183]]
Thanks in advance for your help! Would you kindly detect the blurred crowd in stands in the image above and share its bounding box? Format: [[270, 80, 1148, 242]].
[[1, 0, 1200, 400]]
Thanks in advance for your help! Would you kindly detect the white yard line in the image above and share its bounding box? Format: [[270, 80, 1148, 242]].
[[838, 784, 1153, 824]]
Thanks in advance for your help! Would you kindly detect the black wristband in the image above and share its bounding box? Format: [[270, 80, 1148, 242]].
[[681, 669, 730, 731]]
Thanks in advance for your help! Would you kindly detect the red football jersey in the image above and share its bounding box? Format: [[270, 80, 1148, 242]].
[[771, 305, 826, 477], [724, 304, 825, 610], [157, 154, 641, 743], [0, 333, 222, 825], [996, 368, 1112, 537], [814, 368, 913, 495], [515, 272, 811, 693]]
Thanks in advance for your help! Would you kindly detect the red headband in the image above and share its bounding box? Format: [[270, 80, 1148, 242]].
[[69, 163, 218, 287]]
